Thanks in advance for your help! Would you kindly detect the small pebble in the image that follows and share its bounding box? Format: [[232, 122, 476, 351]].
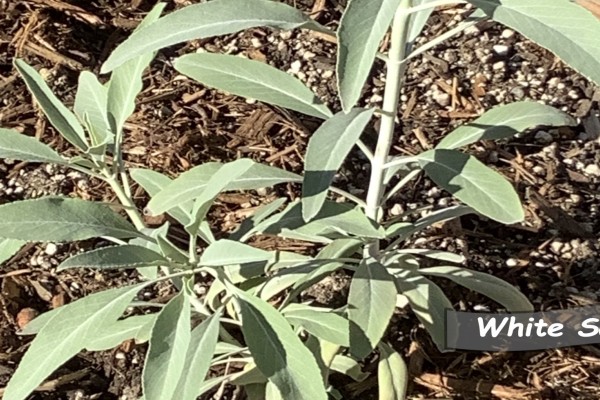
[[584, 164, 600, 177], [506, 258, 518, 267], [501, 29, 515, 39], [290, 60, 302, 74], [492, 61, 506, 71], [44, 243, 58, 256], [492, 44, 510, 56], [432, 91, 450, 107]]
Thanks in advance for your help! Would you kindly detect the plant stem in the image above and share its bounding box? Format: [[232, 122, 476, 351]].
[[364, 0, 412, 254], [103, 169, 146, 230]]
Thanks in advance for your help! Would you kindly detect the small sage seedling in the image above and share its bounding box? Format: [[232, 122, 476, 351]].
[[1, 0, 598, 399]]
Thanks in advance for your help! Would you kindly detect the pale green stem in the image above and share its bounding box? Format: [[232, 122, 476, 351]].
[[189, 233, 198, 264], [356, 139, 374, 161], [102, 168, 146, 231], [365, 0, 412, 255], [405, 0, 465, 14], [329, 186, 367, 208]]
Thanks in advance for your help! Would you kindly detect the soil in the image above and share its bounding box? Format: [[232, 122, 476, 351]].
[[1, 0, 600, 399]]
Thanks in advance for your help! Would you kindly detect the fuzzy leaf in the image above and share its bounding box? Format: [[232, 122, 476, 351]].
[[102, 0, 327, 72], [303, 108, 374, 220], [467, 0, 600, 86], [172, 311, 221, 400], [0, 128, 65, 164], [0, 238, 25, 265], [58, 245, 167, 271], [283, 305, 350, 347], [378, 342, 408, 400], [336, 0, 402, 110], [148, 161, 300, 215], [143, 290, 191, 400], [393, 270, 454, 350], [417, 149, 524, 224], [4, 284, 143, 400], [348, 259, 397, 359], [437, 102, 576, 149], [233, 288, 328, 400], [87, 314, 157, 351], [107, 3, 165, 137], [0, 197, 141, 242], [14, 60, 87, 150], [200, 239, 273, 266], [174, 53, 332, 119], [74, 71, 112, 146], [420, 266, 533, 312]]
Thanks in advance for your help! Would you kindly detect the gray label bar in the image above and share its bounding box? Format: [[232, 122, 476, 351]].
[[445, 305, 600, 351]]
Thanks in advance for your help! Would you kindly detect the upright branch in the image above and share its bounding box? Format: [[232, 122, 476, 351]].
[[365, 0, 412, 255]]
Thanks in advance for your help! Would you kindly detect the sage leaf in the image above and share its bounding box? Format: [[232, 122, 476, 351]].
[[148, 160, 300, 215], [394, 270, 453, 350], [4, 284, 144, 400], [143, 289, 191, 400], [174, 53, 332, 119], [172, 311, 221, 400], [377, 342, 408, 400], [283, 305, 350, 347], [14, 59, 87, 150], [0, 197, 141, 241], [420, 266, 533, 312], [330, 355, 369, 382], [0, 128, 65, 164], [0, 238, 25, 265], [87, 314, 157, 351], [233, 287, 328, 400], [337, 0, 402, 111], [407, 0, 437, 51], [467, 0, 600, 86], [130, 168, 192, 225], [58, 245, 168, 271], [391, 248, 465, 263], [303, 108, 375, 221], [107, 3, 165, 137], [417, 149, 524, 224], [200, 239, 273, 266], [185, 159, 256, 235], [101, 0, 327, 72], [348, 259, 397, 359], [74, 71, 111, 146], [386, 205, 475, 242], [231, 198, 287, 242], [258, 201, 384, 239], [437, 102, 576, 150]]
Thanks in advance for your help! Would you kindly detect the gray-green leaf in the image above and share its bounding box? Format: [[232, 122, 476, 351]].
[[0, 128, 65, 164], [0, 238, 25, 265], [143, 289, 191, 400], [393, 270, 453, 350], [200, 239, 273, 266], [378, 342, 408, 400], [303, 108, 374, 220], [148, 161, 300, 215], [107, 3, 165, 138], [420, 266, 533, 312], [58, 245, 167, 271], [87, 314, 157, 351], [283, 305, 350, 347], [337, 0, 402, 111], [467, 0, 600, 86], [4, 284, 144, 400], [417, 149, 523, 224], [74, 71, 111, 146], [233, 287, 328, 400], [0, 197, 142, 241], [348, 259, 397, 359], [101, 0, 327, 73], [437, 102, 576, 150], [174, 53, 332, 119], [14, 59, 87, 150], [172, 311, 221, 400]]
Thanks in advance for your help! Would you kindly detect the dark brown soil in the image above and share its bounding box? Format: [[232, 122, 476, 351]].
[[1, 1, 599, 399]]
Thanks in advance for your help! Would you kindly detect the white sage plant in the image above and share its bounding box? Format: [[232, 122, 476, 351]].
[[1, 0, 599, 399]]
